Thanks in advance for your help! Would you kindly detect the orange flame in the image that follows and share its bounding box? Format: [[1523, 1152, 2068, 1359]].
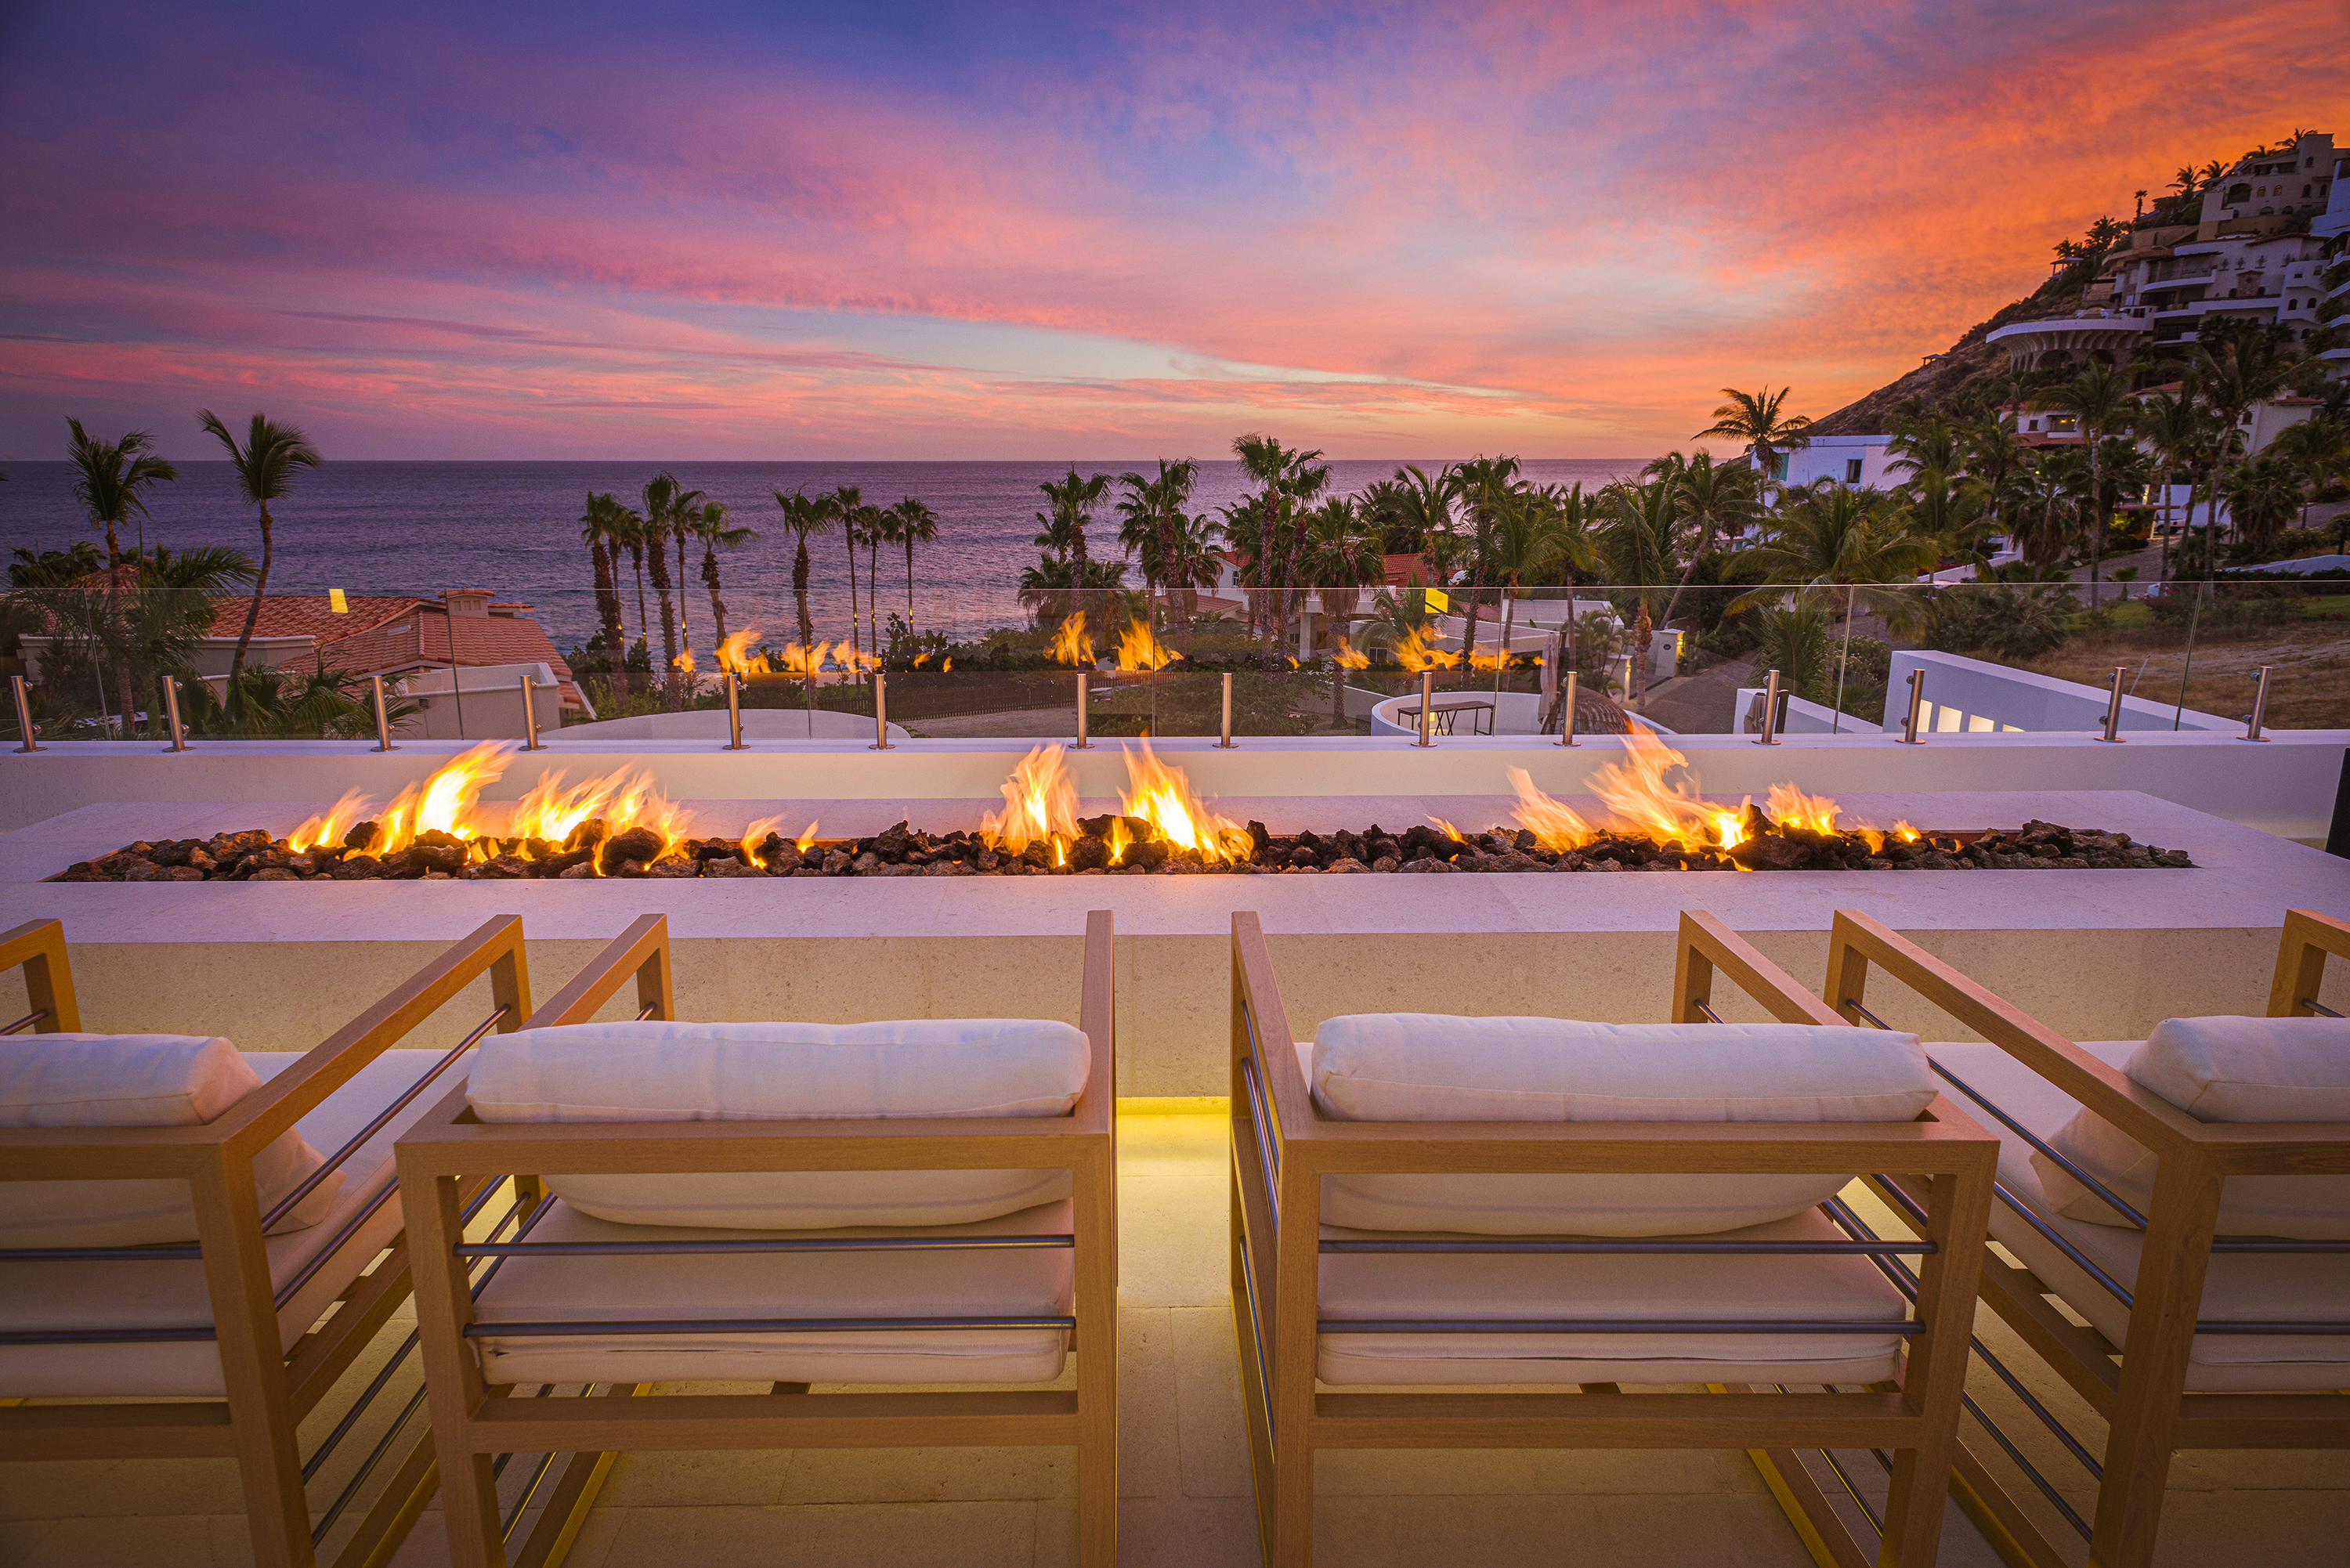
[[1390, 622, 1458, 672], [1766, 782, 1840, 836], [739, 815, 784, 869], [1427, 816, 1466, 841], [1505, 768, 1596, 851], [1332, 636, 1371, 670], [1587, 726, 1727, 847], [1118, 739, 1253, 863], [362, 742, 513, 856], [794, 819, 820, 852], [1047, 612, 1094, 667], [830, 644, 879, 676], [718, 629, 770, 675], [769, 641, 829, 677], [289, 789, 371, 853], [1115, 620, 1177, 672], [504, 762, 696, 862], [982, 744, 1079, 854], [1104, 815, 1131, 865], [1713, 810, 1749, 851], [1893, 819, 1921, 842], [672, 647, 696, 677]]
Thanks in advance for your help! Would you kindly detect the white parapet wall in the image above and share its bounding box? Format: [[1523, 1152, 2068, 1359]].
[[1886, 649, 2234, 735], [1732, 688, 1884, 736]]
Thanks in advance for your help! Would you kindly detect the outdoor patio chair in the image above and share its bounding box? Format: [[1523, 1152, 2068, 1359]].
[[0, 913, 533, 1568], [399, 909, 1118, 1568], [1227, 909, 2000, 1568], [1817, 907, 2350, 1568]]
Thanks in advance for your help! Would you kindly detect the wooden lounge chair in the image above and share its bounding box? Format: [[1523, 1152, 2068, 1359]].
[[1227, 909, 2000, 1568], [1819, 907, 2350, 1568], [0, 913, 533, 1568], [398, 910, 1119, 1568]]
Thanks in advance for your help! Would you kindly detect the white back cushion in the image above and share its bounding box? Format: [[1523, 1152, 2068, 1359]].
[[2034, 1015, 2350, 1237], [468, 1019, 1091, 1230], [1307, 1015, 1936, 1237], [0, 1035, 341, 1245]]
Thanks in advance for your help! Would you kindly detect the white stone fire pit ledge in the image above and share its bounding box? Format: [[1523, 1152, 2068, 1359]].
[[2, 728, 2345, 841], [4, 789, 2346, 1097]]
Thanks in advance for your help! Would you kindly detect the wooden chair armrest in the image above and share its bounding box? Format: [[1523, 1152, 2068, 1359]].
[[1231, 912, 1311, 1147], [1676, 911, 1842, 1025], [1075, 910, 1114, 1136], [211, 916, 531, 1156], [1825, 909, 2199, 1155], [2267, 909, 2350, 1018], [0, 919, 80, 1033], [524, 915, 671, 1029]]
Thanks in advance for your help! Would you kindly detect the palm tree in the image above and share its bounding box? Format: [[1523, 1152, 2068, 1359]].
[[860, 501, 897, 654], [1596, 480, 1682, 707], [2012, 452, 2089, 569], [2190, 322, 2305, 584], [2268, 415, 2347, 531], [2043, 361, 2137, 604], [772, 489, 835, 650], [1731, 484, 1936, 628], [1160, 509, 1226, 630], [888, 497, 940, 620], [198, 410, 320, 681], [610, 504, 653, 652], [688, 500, 757, 650], [66, 421, 177, 568], [1449, 455, 1524, 685], [825, 485, 863, 657], [1885, 418, 1963, 486], [1958, 410, 2030, 556], [1037, 468, 1114, 630], [1230, 435, 1329, 660], [1018, 556, 1126, 628], [576, 493, 631, 673], [667, 478, 708, 660], [2131, 389, 2216, 580], [2221, 455, 2302, 551], [1694, 387, 1813, 503], [638, 472, 690, 696], [1660, 450, 1759, 630], [1115, 459, 1198, 624], [65, 421, 179, 732], [128, 544, 258, 727]]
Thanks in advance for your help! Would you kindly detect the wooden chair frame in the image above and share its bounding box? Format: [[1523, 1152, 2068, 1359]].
[[1228, 909, 2000, 1568], [399, 910, 1119, 1568], [1820, 907, 2350, 1568], [0, 914, 532, 1568]]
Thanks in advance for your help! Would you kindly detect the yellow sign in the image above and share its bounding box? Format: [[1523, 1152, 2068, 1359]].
[[328, 588, 349, 613], [1423, 587, 1450, 612]]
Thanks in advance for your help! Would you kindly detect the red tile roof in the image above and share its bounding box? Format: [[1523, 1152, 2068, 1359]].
[[313, 604, 586, 712], [202, 594, 421, 645]]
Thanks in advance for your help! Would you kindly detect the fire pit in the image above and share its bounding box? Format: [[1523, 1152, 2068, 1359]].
[[49, 733, 2198, 883]]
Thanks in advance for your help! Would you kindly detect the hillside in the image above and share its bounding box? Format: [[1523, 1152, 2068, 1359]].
[[1807, 269, 2091, 437]]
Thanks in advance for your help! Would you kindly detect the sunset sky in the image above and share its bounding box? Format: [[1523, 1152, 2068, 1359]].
[[1, 2, 2341, 461]]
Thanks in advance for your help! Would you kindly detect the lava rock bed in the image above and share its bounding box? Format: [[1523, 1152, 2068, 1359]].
[[54, 816, 2193, 882]]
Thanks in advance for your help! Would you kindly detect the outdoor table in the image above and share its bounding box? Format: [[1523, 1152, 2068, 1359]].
[[1394, 695, 1496, 735]]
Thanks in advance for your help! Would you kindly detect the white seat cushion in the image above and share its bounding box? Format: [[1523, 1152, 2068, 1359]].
[[0, 1050, 460, 1398], [468, 1019, 1088, 1229], [1315, 1206, 1909, 1386], [2032, 1016, 2350, 1237], [1300, 1017, 1936, 1236], [0, 1035, 340, 1245], [469, 1198, 1073, 1387], [1930, 1039, 2350, 1392]]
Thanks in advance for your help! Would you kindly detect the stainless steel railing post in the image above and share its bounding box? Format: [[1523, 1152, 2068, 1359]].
[[1897, 667, 1925, 744], [10, 675, 42, 753], [370, 674, 397, 752], [1557, 670, 1578, 747], [2097, 665, 2127, 742], [723, 672, 744, 751], [519, 674, 543, 750], [1754, 669, 1781, 746], [1072, 672, 1092, 749], [871, 672, 893, 751], [1215, 671, 1236, 748], [1413, 670, 1435, 747], [2242, 665, 2272, 741], [162, 677, 189, 753]]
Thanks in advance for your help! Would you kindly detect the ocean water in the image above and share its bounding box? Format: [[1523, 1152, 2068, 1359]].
[[0, 458, 1647, 656]]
